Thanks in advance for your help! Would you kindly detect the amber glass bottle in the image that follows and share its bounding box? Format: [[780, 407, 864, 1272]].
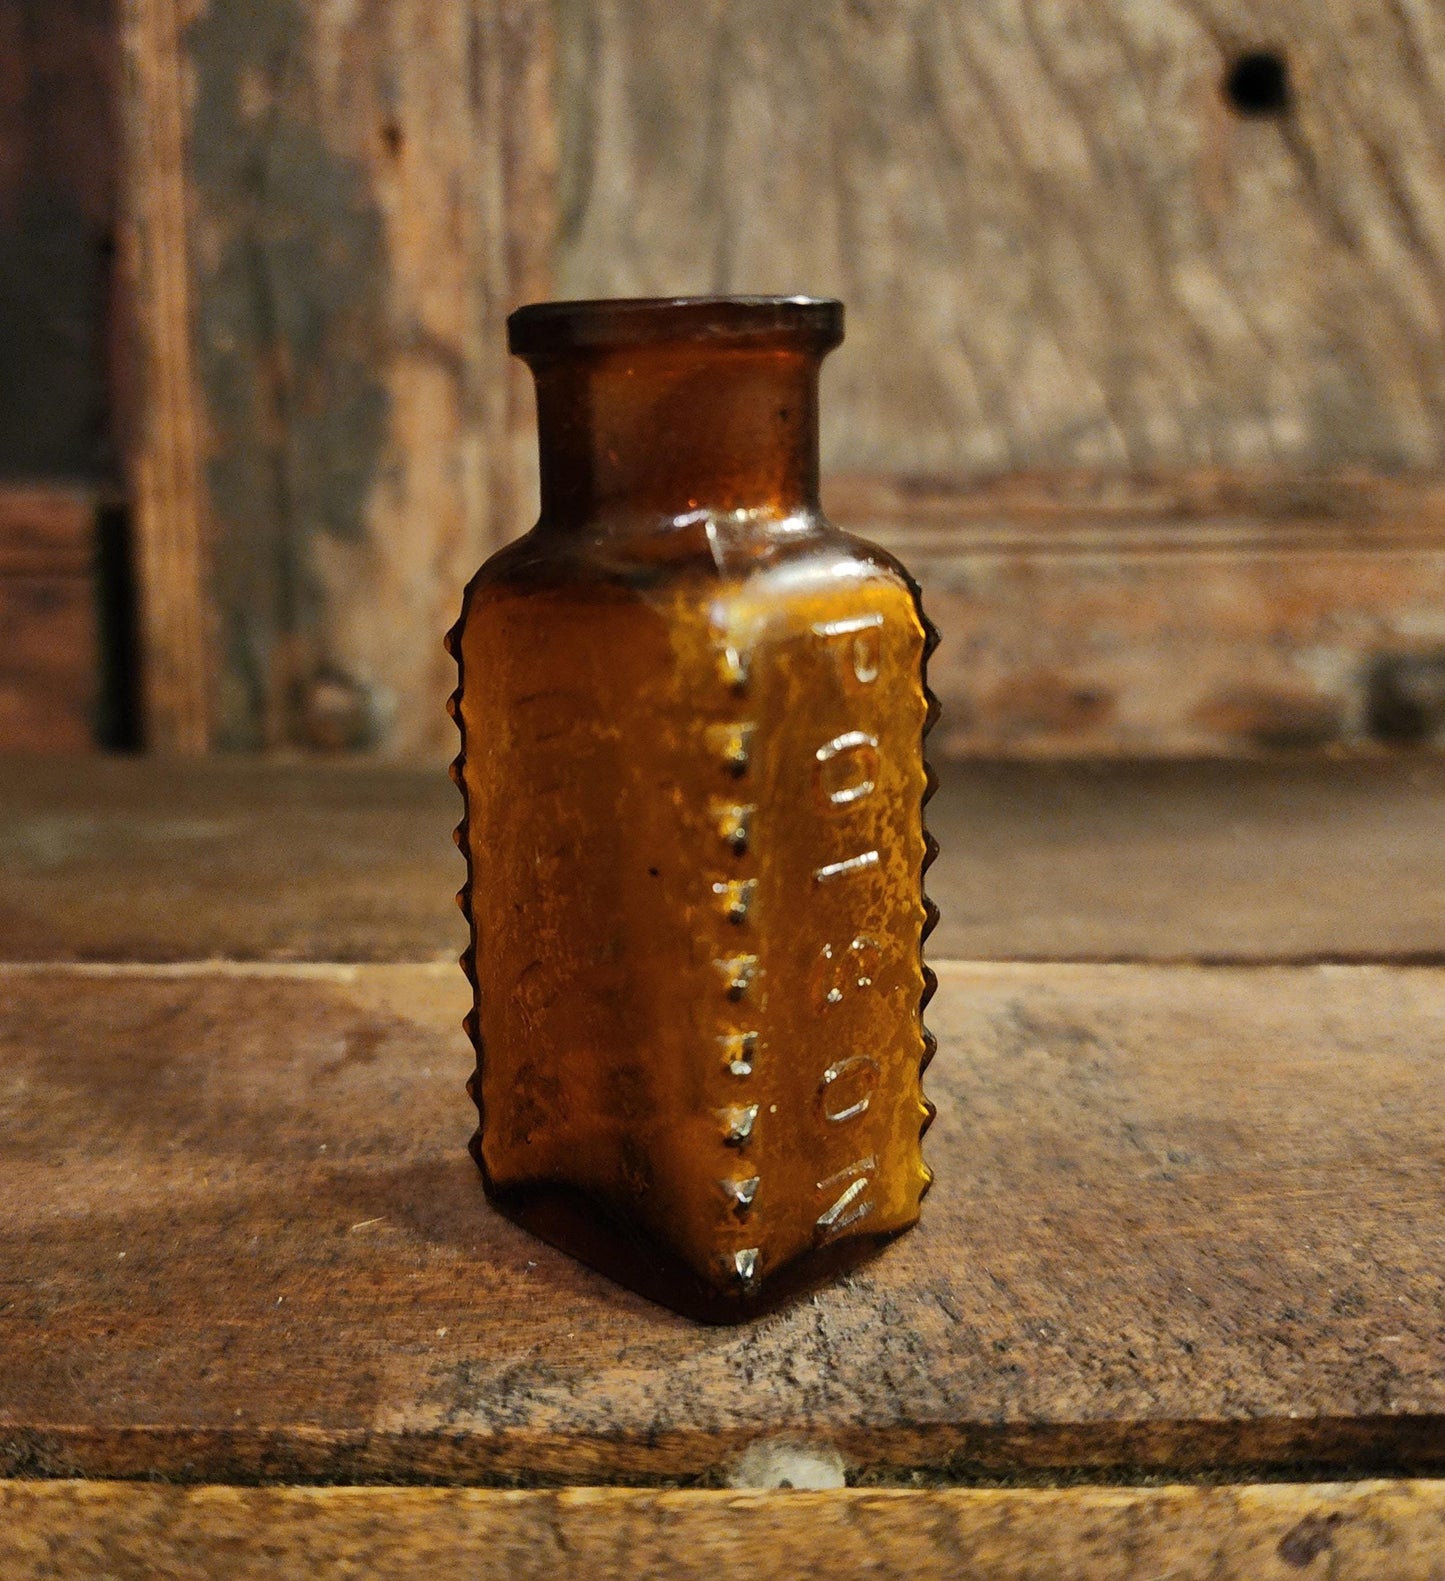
[[448, 297, 937, 1322]]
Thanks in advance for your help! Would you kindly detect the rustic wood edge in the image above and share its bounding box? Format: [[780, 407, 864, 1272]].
[[7, 1418, 1444, 1489], [822, 461, 1445, 543], [826, 467, 1445, 554], [116, 0, 215, 753], [2, 1479, 1443, 1578]]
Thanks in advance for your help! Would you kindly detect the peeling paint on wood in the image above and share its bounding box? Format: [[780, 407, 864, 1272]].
[[121, 0, 553, 754], [189, 0, 392, 747]]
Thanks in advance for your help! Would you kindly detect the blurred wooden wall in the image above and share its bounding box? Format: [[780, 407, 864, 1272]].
[[0, 0, 118, 749], [116, 0, 1445, 756], [120, 0, 551, 754]]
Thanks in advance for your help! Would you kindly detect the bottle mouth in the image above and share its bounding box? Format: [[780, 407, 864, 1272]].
[[508, 295, 844, 356]]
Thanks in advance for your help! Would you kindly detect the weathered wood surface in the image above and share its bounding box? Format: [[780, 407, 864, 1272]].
[[912, 539, 1445, 756], [3, 756, 1441, 965], [559, 1, 1445, 478], [3, 959, 1441, 1483], [117, 0, 212, 753], [0, 488, 96, 751], [113, 0, 1445, 760], [554, 2, 1445, 756], [0, 757, 462, 963], [4, 1480, 1445, 1580], [832, 470, 1445, 755], [118, 0, 554, 754], [930, 757, 1445, 963]]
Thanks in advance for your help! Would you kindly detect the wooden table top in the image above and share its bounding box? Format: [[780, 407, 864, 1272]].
[[2, 754, 1442, 965], [2, 756, 1442, 1576]]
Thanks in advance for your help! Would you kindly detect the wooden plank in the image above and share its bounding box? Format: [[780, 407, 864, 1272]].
[[2, 756, 1443, 964], [557, 2, 1445, 478], [0, 581, 94, 751], [556, 1, 1445, 757], [0, 487, 96, 750], [116, 0, 212, 753], [926, 758, 1445, 964], [909, 537, 1445, 756], [2, 961, 1441, 1482], [115, 0, 554, 755], [0, 757, 461, 962], [827, 470, 1445, 756], [3, 1480, 1444, 1579], [828, 469, 1445, 550]]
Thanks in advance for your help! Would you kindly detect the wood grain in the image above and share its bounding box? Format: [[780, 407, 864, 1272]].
[[927, 757, 1445, 963], [0, 581, 94, 751], [2, 960, 1441, 1483], [116, 0, 212, 753], [914, 541, 1445, 757], [558, 0, 1445, 478], [116, 0, 1445, 758], [147, 0, 553, 755], [830, 468, 1445, 756], [2, 756, 1443, 963], [555, 3, 1445, 756], [3, 1479, 1444, 1579], [0, 757, 462, 962], [112, 0, 1445, 758], [115, 0, 553, 754]]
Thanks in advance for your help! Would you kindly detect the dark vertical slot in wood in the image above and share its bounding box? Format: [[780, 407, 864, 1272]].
[[94, 499, 140, 749]]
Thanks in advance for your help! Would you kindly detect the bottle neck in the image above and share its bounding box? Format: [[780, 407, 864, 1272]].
[[528, 345, 822, 530]]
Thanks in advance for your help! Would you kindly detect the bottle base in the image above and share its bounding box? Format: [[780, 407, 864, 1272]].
[[472, 1136, 914, 1325]]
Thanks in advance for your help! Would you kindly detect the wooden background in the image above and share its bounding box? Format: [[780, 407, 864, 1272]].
[[11, 1, 1445, 753], [558, 0, 1445, 479], [0, 0, 118, 749]]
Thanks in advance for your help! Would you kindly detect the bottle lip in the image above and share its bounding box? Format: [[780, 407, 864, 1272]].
[[508, 295, 844, 356]]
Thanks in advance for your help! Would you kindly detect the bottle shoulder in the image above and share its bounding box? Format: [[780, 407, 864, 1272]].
[[463, 515, 919, 615]]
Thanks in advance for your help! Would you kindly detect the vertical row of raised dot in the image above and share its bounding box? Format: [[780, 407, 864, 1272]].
[[707, 616, 761, 1287]]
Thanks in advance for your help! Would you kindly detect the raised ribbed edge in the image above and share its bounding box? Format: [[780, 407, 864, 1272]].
[[916, 592, 942, 1194], [443, 590, 486, 1174], [508, 296, 843, 356]]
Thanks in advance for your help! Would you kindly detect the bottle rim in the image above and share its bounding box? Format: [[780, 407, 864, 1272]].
[[508, 295, 843, 356]]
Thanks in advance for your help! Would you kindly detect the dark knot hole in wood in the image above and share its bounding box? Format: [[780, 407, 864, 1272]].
[[1223, 50, 1292, 118]]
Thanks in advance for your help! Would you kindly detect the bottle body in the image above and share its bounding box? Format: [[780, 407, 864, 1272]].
[[450, 299, 936, 1319]]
